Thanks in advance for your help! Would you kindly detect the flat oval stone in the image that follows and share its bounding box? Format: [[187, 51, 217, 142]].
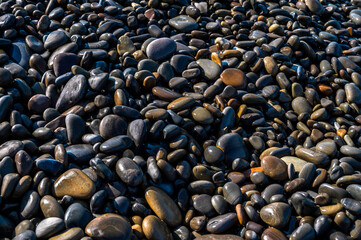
[[35, 217, 65, 239], [264, 57, 278, 76], [204, 146, 224, 163], [85, 213, 131, 240], [146, 38, 177, 61], [66, 144, 95, 163], [192, 107, 214, 124], [7, 41, 31, 69], [145, 186, 182, 227], [48, 227, 84, 240], [142, 215, 173, 240], [169, 15, 198, 32], [55, 75, 87, 112], [153, 86, 182, 101], [53, 168, 95, 199], [206, 213, 237, 233], [167, 97, 195, 112], [260, 203, 291, 228], [0, 140, 23, 160], [340, 145, 361, 159], [197, 59, 222, 81], [36, 159, 63, 176], [99, 135, 133, 153], [44, 31, 69, 50], [116, 157, 143, 187], [340, 198, 361, 215], [261, 156, 288, 181], [220, 68, 246, 89], [319, 183, 348, 202], [295, 148, 329, 166]]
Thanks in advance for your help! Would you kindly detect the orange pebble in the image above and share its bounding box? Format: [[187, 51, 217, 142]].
[[347, 27, 353, 36], [337, 129, 347, 138], [258, 16, 267, 22], [318, 84, 333, 95], [211, 52, 222, 66], [236, 204, 248, 226]]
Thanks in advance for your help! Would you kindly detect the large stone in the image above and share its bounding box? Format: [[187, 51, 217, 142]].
[[53, 169, 95, 199], [145, 187, 182, 227]]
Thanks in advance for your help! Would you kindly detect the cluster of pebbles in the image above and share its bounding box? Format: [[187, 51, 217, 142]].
[[2, 0, 361, 239]]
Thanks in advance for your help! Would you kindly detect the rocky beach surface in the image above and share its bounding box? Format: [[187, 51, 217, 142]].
[[1, 0, 361, 239]]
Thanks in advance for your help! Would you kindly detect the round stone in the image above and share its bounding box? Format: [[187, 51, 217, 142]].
[[146, 38, 177, 61], [261, 156, 288, 181], [220, 68, 246, 89], [142, 215, 173, 240], [260, 203, 291, 228], [192, 107, 214, 124], [28, 94, 51, 114], [53, 169, 95, 199], [85, 213, 131, 240]]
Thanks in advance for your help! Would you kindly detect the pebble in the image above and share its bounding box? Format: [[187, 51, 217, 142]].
[[53, 169, 95, 199], [85, 213, 131, 240], [142, 215, 173, 240], [145, 186, 182, 227], [206, 213, 237, 233], [260, 203, 291, 229], [116, 157, 143, 187], [169, 15, 198, 32], [146, 38, 177, 61], [220, 68, 246, 89], [1, 0, 361, 239], [261, 156, 288, 181], [55, 75, 87, 112], [35, 217, 65, 239], [197, 59, 222, 81]]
